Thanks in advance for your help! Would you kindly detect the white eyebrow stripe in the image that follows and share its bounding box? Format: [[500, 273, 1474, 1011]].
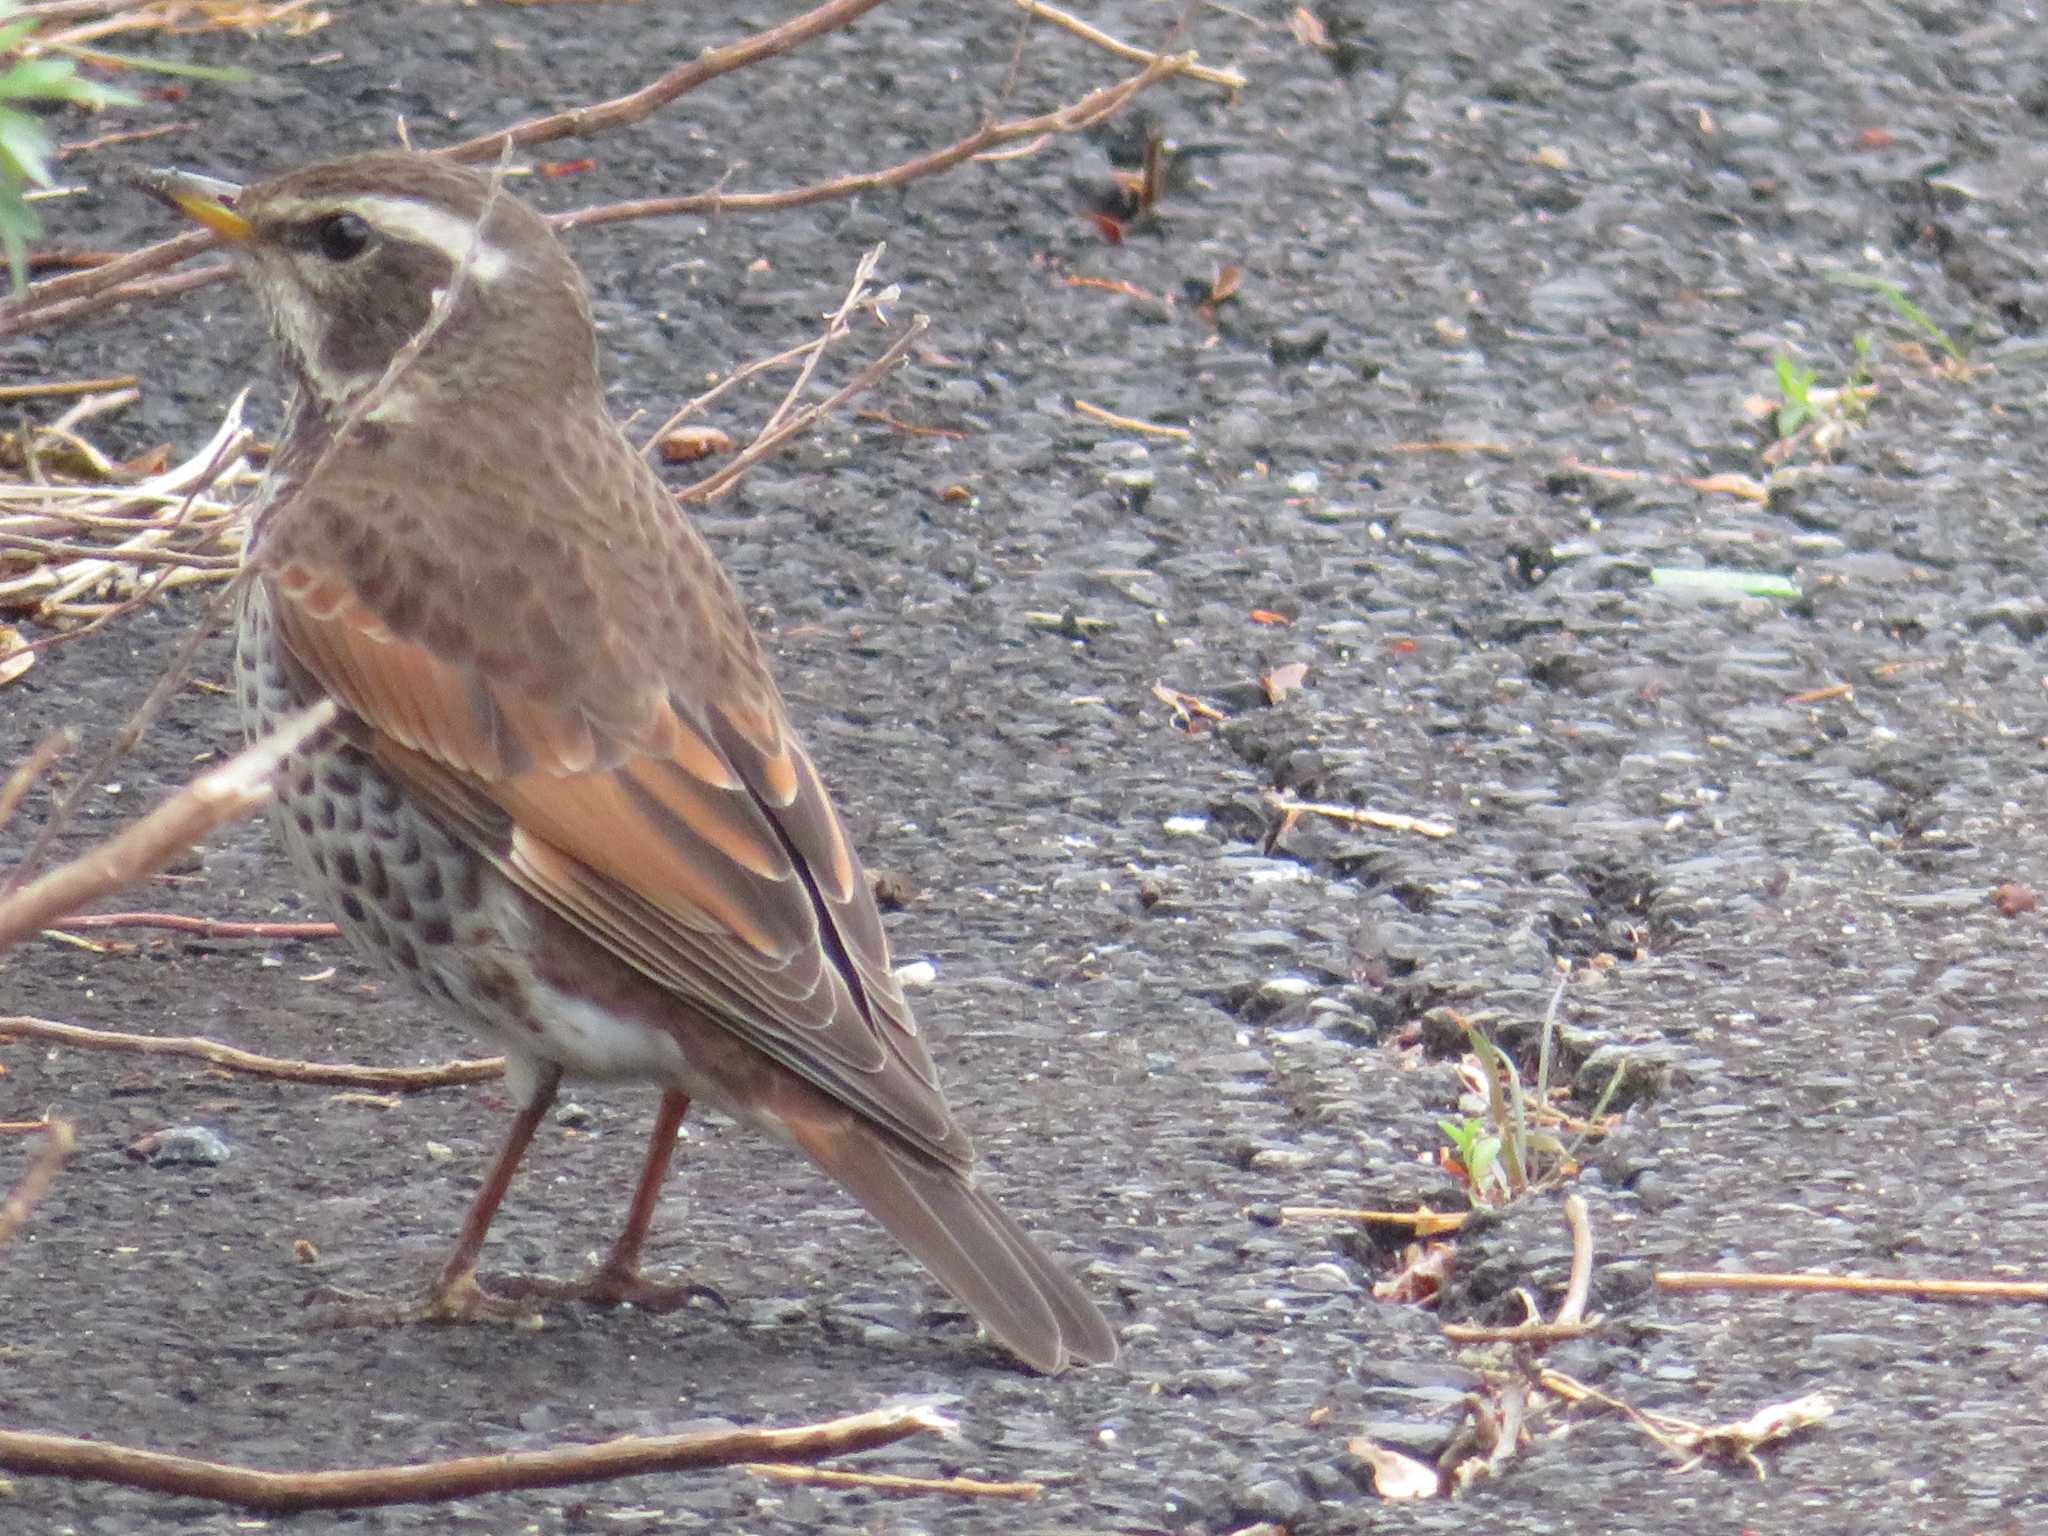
[[342, 195, 512, 284]]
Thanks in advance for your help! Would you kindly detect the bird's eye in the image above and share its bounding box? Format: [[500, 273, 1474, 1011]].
[[314, 212, 371, 262]]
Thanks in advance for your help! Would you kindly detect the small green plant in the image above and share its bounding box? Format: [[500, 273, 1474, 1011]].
[[1773, 354, 1819, 437], [0, 3, 136, 290], [1767, 335, 1875, 459], [0, 3, 250, 292], [1436, 981, 1626, 1208], [1437, 1113, 1506, 1205], [1825, 269, 1966, 364]]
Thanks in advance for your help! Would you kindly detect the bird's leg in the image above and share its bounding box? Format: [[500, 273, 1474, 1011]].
[[591, 1088, 689, 1289], [311, 1065, 560, 1327], [426, 1063, 563, 1319], [490, 1088, 722, 1312]]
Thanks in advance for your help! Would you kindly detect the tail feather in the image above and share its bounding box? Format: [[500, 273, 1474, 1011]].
[[787, 1119, 1118, 1374]]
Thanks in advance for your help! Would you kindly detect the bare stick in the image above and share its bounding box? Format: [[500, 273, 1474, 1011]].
[[0, 1117, 73, 1249], [1656, 1270, 2048, 1303], [1072, 398, 1192, 439], [0, 701, 332, 949], [43, 912, 339, 939], [1261, 789, 1457, 840], [742, 1462, 1042, 1499], [0, 375, 137, 402], [1440, 1320, 1599, 1345], [0, 730, 74, 834], [1014, 0, 1244, 89], [0, 13, 1219, 337], [0, 1014, 504, 1090], [637, 329, 839, 458], [0, 531, 238, 568], [1280, 1205, 1468, 1237], [3, 402, 256, 891], [0, 1403, 950, 1512], [442, 0, 890, 161], [555, 51, 1195, 232], [2, 260, 227, 334], [678, 315, 928, 505], [1554, 1193, 1593, 1327]]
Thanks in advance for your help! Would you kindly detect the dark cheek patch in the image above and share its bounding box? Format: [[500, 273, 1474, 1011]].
[[318, 244, 452, 380]]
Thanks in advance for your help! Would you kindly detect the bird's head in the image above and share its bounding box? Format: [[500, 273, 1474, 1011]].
[[144, 151, 601, 422]]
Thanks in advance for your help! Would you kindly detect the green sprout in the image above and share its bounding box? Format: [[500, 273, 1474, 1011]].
[[1436, 982, 1627, 1209], [1773, 354, 1818, 438], [0, 3, 250, 292], [1824, 270, 1965, 364], [0, 4, 137, 290]]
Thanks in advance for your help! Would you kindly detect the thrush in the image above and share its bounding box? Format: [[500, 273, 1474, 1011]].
[[143, 152, 1117, 1374]]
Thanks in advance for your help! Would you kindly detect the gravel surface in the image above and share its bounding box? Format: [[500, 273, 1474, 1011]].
[[4, 1, 2047, 1531]]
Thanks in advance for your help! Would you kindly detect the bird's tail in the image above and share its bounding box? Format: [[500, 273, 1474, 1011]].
[[784, 1117, 1118, 1374]]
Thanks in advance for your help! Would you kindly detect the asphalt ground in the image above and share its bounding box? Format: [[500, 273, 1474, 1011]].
[[3, 2, 2046, 1531]]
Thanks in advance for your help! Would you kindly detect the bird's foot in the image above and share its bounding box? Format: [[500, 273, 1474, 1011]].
[[483, 1257, 727, 1315], [302, 1270, 546, 1329]]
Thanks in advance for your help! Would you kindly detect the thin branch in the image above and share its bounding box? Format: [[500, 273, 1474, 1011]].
[[1554, 1193, 1593, 1326], [0, 1404, 951, 1512], [0, 731, 74, 834], [0, 1014, 504, 1091], [442, 0, 890, 160], [1014, 0, 1244, 90], [44, 911, 339, 939], [677, 314, 927, 505], [0, 374, 137, 402], [1655, 1270, 2048, 1303], [762, 245, 890, 440], [3, 260, 227, 334], [742, 1462, 1042, 1499], [1439, 1320, 1599, 1345], [0, 1117, 74, 1249], [554, 50, 1196, 231], [1261, 789, 1457, 840], [0, 701, 333, 948], [637, 329, 839, 459], [2, 398, 256, 891]]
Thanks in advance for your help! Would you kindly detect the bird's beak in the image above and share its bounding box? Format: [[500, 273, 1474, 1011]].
[[139, 169, 252, 244]]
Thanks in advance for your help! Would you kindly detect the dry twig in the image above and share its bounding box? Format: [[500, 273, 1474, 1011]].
[[0, 1117, 74, 1249], [0, 1403, 952, 1511], [0, 1014, 504, 1090], [0, 700, 332, 947], [742, 1462, 1042, 1499], [1280, 1205, 1468, 1237], [1, 0, 1234, 337], [1262, 789, 1456, 839], [43, 910, 338, 939], [1656, 1269, 2048, 1303]]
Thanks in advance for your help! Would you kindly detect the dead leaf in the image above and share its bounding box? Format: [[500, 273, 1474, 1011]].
[[0, 626, 35, 687], [1992, 882, 2037, 918], [657, 425, 732, 464], [1373, 1240, 1454, 1305], [1261, 661, 1310, 703], [1083, 211, 1126, 245], [1347, 1437, 1439, 1500], [1151, 681, 1227, 732], [1677, 1392, 1835, 1476], [1289, 6, 1334, 50]]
